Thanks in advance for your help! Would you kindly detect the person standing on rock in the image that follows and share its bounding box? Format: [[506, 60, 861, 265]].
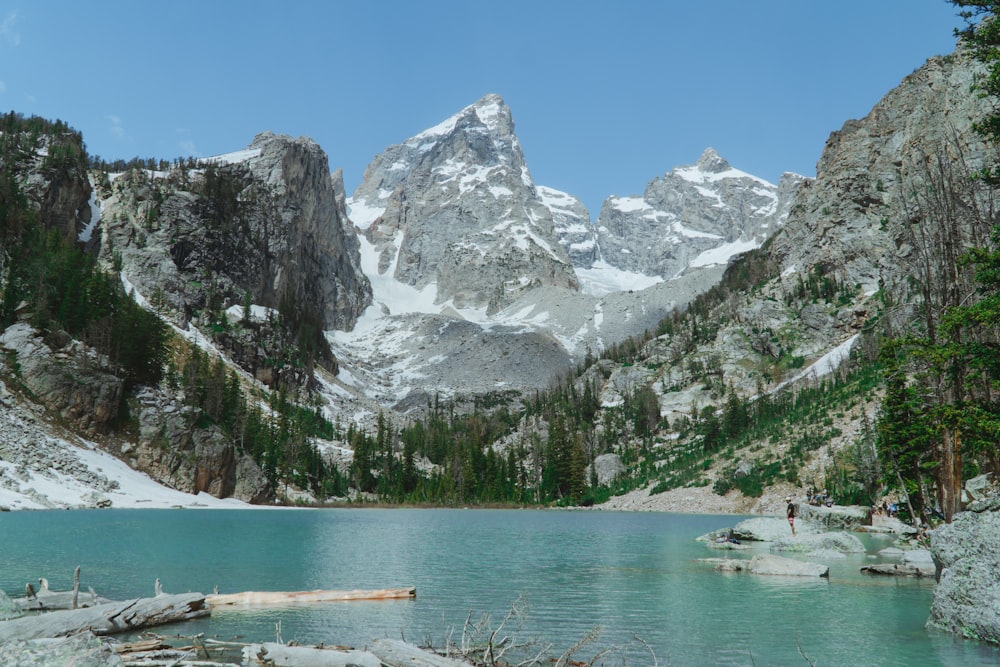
[[786, 496, 796, 536]]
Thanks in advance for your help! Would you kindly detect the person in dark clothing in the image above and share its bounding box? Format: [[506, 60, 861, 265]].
[[786, 496, 796, 536]]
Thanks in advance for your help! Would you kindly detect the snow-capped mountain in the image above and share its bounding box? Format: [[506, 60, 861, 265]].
[[348, 94, 578, 316], [325, 95, 755, 415], [593, 148, 803, 280]]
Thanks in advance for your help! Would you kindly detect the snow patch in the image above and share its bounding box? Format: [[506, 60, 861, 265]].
[[575, 261, 663, 297], [689, 238, 760, 268], [346, 197, 387, 231]]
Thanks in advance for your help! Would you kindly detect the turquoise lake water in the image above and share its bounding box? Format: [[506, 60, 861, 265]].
[[1, 508, 997, 666]]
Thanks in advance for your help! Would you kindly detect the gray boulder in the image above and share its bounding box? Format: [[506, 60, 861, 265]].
[[771, 531, 866, 554], [747, 554, 829, 577], [796, 503, 871, 530], [927, 499, 1000, 643], [728, 517, 818, 542]]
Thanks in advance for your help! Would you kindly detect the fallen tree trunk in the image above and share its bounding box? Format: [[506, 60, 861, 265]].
[[860, 563, 933, 578], [14, 589, 112, 611], [243, 642, 382, 667], [369, 638, 476, 667], [207, 587, 416, 607], [0, 592, 208, 642]]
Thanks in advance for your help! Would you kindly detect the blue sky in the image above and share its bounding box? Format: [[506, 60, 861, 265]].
[[0, 1, 964, 217]]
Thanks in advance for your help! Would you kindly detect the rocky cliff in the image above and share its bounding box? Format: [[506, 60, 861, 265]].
[[96, 132, 371, 335]]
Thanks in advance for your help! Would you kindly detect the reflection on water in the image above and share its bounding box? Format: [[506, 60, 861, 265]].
[[1, 508, 998, 666]]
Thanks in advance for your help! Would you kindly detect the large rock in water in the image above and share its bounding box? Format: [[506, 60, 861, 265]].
[[727, 517, 817, 542], [927, 498, 1000, 643], [771, 531, 866, 555], [710, 554, 829, 577]]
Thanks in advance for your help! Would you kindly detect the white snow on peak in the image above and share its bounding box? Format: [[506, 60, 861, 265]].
[[200, 147, 262, 165], [674, 163, 774, 188], [406, 95, 507, 149], [609, 196, 652, 213], [474, 97, 505, 133], [537, 185, 581, 212]]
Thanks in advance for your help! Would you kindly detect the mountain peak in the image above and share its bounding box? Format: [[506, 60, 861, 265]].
[[696, 147, 731, 173]]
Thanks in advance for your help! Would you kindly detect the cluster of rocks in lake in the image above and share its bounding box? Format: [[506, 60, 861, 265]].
[[698, 498, 1000, 646]]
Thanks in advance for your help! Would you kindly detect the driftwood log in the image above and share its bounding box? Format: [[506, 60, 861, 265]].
[[860, 563, 933, 578], [0, 592, 208, 642], [14, 589, 112, 611], [244, 642, 382, 667], [207, 587, 416, 607], [369, 638, 476, 667]]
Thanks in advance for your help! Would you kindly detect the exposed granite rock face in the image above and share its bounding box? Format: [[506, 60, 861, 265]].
[[772, 51, 992, 300], [592, 149, 803, 278], [97, 131, 371, 333], [18, 135, 92, 240], [130, 387, 271, 503], [350, 94, 579, 314], [589, 453, 626, 487], [927, 499, 1000, 644], [0, 323, 121, 435]]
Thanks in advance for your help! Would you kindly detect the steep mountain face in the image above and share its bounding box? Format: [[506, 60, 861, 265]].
[[773, 52, 992, 298], [97, 132, 371, 334], [592, 148, 803, 279], [349, 94, 579, 315]]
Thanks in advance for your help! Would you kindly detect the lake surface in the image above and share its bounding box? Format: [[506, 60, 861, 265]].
[[1, 508, 997, 666]]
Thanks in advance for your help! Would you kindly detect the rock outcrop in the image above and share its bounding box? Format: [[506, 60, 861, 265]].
[[588, 453, 626, 487], [796, 503, 871, 530], [129, 387, 271, 503], [927, 498, 1000, 643], [771, 531, 866, 555], [0, 323, 121, 435], [97, 132, 371, 333]]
